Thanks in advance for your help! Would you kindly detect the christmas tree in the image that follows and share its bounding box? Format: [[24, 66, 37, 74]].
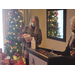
[[47, 10, 60, 37], [4, 9, 25, 59]]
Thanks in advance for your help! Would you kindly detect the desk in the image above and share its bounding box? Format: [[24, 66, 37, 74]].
[[28, 48, 75, 65]]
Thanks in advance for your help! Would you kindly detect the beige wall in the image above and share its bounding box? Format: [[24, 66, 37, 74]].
[[30, 9, 75, 52]]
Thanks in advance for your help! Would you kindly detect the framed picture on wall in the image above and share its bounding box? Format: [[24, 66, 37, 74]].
[[47, 9, 66, 42]]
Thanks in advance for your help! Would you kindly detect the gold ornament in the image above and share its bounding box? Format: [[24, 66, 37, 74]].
[[18, 16, 20, 18], [14, 37, 16, 39], [20, 25, 22, 27], [16, 25, 18, 27], [13, 33, 15, 35], [13, 18, 15, 20], [20, 43, 22, 46], [11, 21, 13, 23], [19, 20, 22, 22], [13, 55, 17, 60], [11, 47, 13, 49], [10, 50, 12, 53], [13, 28, 15, 30], [16, 43, 17, 45], [17, 50, 18, 52]]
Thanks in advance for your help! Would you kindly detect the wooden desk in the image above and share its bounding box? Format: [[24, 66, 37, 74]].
[[28, 48, 75, 65], [28, 48, 62, 65]]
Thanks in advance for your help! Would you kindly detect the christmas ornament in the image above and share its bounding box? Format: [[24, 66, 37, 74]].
[[9, 41, 12, 44], [13, 18, 15, 20], [19, 27, 22, 31], [16, 25, 18, 27], [11, 47, 13, 50], [18, 16, 20, 18], [13, 46, 17, 49], [17, 50, 18, 52], [20, 25, 22, 27], [13, 33, 15, 35], [11, 13, 14, 16], [15, 12, 16, 13], [57, 34, 59, 36], [16, 43, 17, 45], [10, 50, 12, 53], [20, 43, 22, 46], [56, 12, 58, 16], [53, 26, 56, 29], [13, 55, 17, 60], [14, 53, 18, 56], [11, 21, 13, 23], [14, 37, 16, 39], [19, 20, 22, 25], [13, 28, 15, 30], [15, 19, 18, 22]]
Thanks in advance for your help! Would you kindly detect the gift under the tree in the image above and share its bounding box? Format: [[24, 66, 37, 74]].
[[3, 58, 11, 65], [14, 60, 26, 65]]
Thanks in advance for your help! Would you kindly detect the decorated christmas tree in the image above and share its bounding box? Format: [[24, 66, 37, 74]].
[[47, 10, 60, 37], [4, 9, 25, 59]]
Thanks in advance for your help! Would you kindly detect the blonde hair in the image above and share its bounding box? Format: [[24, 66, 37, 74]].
[[29, 16, 40, 34], [70, 16, 75, 25]]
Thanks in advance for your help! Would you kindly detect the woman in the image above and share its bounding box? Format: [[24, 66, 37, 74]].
[[17, 16, 42, 64], [50, 16, 75, 56]]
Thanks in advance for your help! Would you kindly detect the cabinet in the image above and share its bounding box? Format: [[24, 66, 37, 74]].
[[29, 53, 47, 65]]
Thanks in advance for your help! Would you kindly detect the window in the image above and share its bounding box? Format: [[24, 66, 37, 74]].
[[47, 9, 66, 42], [0, 9, 3, 52]]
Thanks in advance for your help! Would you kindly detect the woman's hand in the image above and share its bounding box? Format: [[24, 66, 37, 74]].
[[22, 33, 27, 38]]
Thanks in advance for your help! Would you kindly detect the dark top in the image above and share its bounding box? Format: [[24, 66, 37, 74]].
[[55, 36, 73, 56]]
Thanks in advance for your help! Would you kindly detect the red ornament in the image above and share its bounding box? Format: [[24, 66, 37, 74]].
[[18, 60, 23, 64], [9, 41, 12, 44], [20, 22, 22, 25], [11, 13, 14, 16], [19, 27, 22, 31], [56, 12, 58, 16], [20, 56, 22, 58], [53, 26, 56, 29], [14, 53, 19, 56]]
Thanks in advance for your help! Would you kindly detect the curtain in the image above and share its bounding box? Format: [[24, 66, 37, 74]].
[[2, 9, 10, 52]]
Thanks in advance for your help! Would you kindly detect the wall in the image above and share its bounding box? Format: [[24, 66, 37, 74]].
[[30, 9, 75, 52]]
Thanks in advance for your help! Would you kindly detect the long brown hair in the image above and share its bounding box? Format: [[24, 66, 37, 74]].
[[29, 16, 40, 34]]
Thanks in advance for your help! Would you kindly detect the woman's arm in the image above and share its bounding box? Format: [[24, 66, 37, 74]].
[[34, 29, 42, 47], [17, 26, 28, 41]]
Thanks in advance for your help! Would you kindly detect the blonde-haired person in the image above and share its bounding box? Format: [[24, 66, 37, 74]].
[[17, 16, 42, 65], [50, 16, 75, 56]]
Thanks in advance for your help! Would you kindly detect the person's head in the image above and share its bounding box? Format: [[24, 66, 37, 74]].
[[29, 16, 40, 29], [70, 16, 75, 33]]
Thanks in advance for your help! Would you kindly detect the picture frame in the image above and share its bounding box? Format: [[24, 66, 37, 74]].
[[47, 9, 66, 42]]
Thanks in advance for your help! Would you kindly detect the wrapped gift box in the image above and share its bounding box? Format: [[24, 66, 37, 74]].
[[10, 60, 17, 65], [3, 58, 11, 65], [14, 60, 26, 65]]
